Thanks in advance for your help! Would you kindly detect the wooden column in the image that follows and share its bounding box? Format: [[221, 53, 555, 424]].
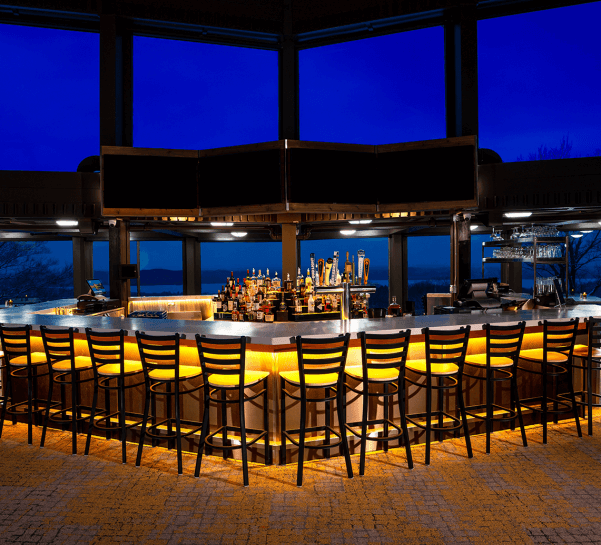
[[72, 237, 93, 297], [278, 0, 299, 140], [182, 238, 202, 295], [444, 4, 478, 139], [281, 223, 298, 286], [109, 220, 130, 307], [388, 233, 408, 309], [100, 13, 133, 148]]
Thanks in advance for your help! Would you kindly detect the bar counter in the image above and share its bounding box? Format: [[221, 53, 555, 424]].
[[1, 298, 599, 461]]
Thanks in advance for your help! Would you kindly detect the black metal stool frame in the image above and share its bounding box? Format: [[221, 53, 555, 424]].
[[281, 333, 353, 487], [344, 330, 413, 475], [0, 323, 51, 444], [405, 326, 473, 466], [39, 326, 95, 455], [518, 319, 582, 444], [194, 335, 270, 487], [463, 322, 528, 454], [84, 328, 145, 463], [135, 331, 205, 475]]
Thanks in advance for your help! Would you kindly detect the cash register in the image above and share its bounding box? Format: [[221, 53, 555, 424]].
[[75, 279, 120, 314]]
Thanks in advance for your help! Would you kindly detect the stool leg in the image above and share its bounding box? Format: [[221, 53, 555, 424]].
[[437, 377, 443, 443], [567, 361, 582, 438], [85, 374, 99, 456], [512, 370, 528, 447], [485, 367, 492, 455], [542, 361, 548, 444], [383, 382, 389, 453], [398, 375, 413, 469], [151, 389, 157, 448], [280, 377, 286, 466], [337, 386, 353, 480], [221, 388, 228, 460], [425, 375, 432, 466], [239, 386, 249, 487], [359, 381, 368, 476], [195, 383, 210, 478], [118, 376, 127, 464], [71, 371, 78, 455], [136, 379, 152, 467], [297, 393, 306, 487], [587, 357, 593, 436], [458, 374, 473, 458], [0, 364, 10, 439], [166, 381, 173, 451], [175, 387, 183, 476], [26, 364, 34, 445], [104, 385, 111, 440], [40, 370, 54, 448], [325, 387, 331, 460], [263, 378, 270, 466]]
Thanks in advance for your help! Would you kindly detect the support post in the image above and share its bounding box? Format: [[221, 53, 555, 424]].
[[183, 238, 202, 295], [100, 13, 133, 148], [278, 0, 299, 140], [501, 230, 522, 292], [281, 223, 298, 286], [108, 220, 130, 309], [451, 214, 472, 304], [388, 233, 408, 310], [72, 238, 93, 297]]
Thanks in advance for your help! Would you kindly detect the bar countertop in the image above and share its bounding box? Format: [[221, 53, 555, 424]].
[[1, 298, 600, 345]]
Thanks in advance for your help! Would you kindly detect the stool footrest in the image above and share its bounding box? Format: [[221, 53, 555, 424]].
[[144, 418, 203, 440], [464, 403, 518, 423], [406, 410, 462, 433], [205, 426, 268, 451], [345, 418, 402, 442], [520, 397, 574, 414], [283, 425, 343, 450]]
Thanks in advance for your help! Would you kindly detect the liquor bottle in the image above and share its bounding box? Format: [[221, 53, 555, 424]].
[[294, 296, 302, 314], [264, 305, 274, 322], [265, 268, 271, 290], [257, 269, 264, 287], [308, 292, 315, 313], [220, 286, 225, 302], [227, 292, 234, 312], [345, 251, 352, 283], [305, 269, 312, 293], [272, 271, 281, 289], [213, 292, 222, 313], [297, 267, 304, 289], [229, 271, 235, 289], [388, 296, 401, 317], [285, 273, 293, 292], [246, 269, 251, 287], [251, 268, 257, 288]]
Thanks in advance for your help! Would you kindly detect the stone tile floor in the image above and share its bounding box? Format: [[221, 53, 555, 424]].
[[1, 416, 600, 544]]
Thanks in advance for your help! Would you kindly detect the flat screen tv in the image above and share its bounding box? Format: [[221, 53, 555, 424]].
[[101, 147, 199, 216], [376, 136, 478, 212]]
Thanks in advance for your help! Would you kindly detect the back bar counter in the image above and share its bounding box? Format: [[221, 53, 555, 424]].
[[1, 297, 598, 461]]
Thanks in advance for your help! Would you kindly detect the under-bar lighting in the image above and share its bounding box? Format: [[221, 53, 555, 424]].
[[56, 220, 78, 226], [349, 220, 373, 224], [231, 232, 247, 237], [504, 212, 532, 218], [340, 230, 356, 235], [211, 222, 234, 227]]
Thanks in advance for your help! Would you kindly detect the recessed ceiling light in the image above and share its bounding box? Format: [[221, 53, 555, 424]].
[[571, 233, 584, 238], [469, 225, 478, 231], [231, 232, 247, 237], [581, 230, 593, 233], [211, 222, 233, 227], [349, 219, 372, 225], [504, 212, 532, 218], [56, 220, 78, 226], [340, 230, 356, 235]]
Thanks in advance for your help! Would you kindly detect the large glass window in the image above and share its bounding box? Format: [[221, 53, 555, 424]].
[[408, 235, 449, 315], [201, 242, 282, 295], [300, 27, 445, 144], [479, 2, 601, 162], [0, 24, 99, 171], [134, 37, 278, 150]]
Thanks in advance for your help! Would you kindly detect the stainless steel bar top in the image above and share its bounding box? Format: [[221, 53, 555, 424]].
[[0, 298, 600, 345]]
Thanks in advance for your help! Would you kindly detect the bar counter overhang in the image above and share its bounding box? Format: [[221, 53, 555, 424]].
[[1, 299, 598, 462]]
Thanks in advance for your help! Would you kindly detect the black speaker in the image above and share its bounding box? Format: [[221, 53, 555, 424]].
[[120, 264, 138, 280]]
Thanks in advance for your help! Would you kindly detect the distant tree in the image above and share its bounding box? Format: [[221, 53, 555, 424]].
[[0, 241, 73, 301], [516, 135, 601, 161]]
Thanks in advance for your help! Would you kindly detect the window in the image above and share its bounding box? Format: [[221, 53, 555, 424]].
[[134, 37, 278, 150], [300, 27, 445, 144], [0, 24, 99, 171], [478, 2, 601, 162], [408, 235, 449, 314]]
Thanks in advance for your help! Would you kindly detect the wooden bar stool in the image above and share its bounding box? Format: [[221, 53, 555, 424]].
[[84, 328, 145, 463], [519, 319, 582, 444], [405, 326, 472, 466], [464, 322, 527, 454], [344, 330, 413, 475], [194, 335, 270, 487], [39, 326, 94, 455], [280, 333, 353, 487], [0, 324, 49, 444], [557, 317, 601, 436], [135, 331, 204, 475]]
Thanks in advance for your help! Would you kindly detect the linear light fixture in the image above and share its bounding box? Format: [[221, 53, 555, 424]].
[[340, 230, 356, 235], [571, 233, 584, 238], [581, 230, 593, 233], [504, 212, 532, 218], [349, 220, 372, 224], [211, 222, 234, 227], [469, 225, 478, 231], [56, 220, 78, 226], [231, 232, 247, 237]]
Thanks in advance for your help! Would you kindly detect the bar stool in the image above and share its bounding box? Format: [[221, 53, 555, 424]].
[[135, 331, 204, 475], [0, 324, 49, 444], [405, 326, 472, 465], [39, 326, 94, 455], [344, 330, 413, 475], [518, 319, 582, 444], [463, 322, 527, 454], [280, 333, 353, 487], [564, 317, 601, 435], [194, 335, 270, 487], [84, 328, 145, 463]]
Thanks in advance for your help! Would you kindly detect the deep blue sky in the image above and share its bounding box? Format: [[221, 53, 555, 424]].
[[1, 1, 600, 271]]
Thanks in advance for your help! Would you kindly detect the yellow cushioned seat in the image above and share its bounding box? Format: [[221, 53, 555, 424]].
[[97, 360, 143, 376], [280, 370, 338, 387], [345, 365, 400, 382], [208, 369, 269, 388], [148, 365, 202, 381], [51, 356, 93, 371], [565, 344, 601, 358], [405, 359, 459, 376], [464, 353, 514, 368], [519, 348, 567, 363], [9, 352, 48, 366]]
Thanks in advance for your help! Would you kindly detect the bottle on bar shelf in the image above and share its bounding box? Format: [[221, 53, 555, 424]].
[[387, 296, 401, 317], [265, 268, 271, 289], [272, 271, 281, 289], [307, 292, 315, 313], [257, 269, 264, 288]]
